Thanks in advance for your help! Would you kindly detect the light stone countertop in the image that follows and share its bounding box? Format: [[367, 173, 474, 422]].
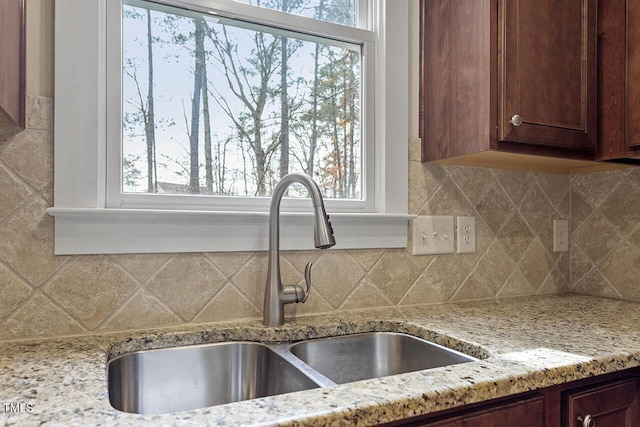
[[2, 294, 640, 426]]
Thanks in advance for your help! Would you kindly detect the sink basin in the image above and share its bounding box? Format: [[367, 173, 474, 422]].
[[289, 332, 477, 384], [108, 341, 320, 415], [108, 331, 479, 414]]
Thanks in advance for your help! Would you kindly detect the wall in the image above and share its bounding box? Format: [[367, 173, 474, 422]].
[[0, 0, 635, 341], [0, 90, 573, 340]]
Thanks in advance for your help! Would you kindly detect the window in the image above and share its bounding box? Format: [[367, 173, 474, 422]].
[[50, 0, 411, 254], [116, 0, 367, 208]]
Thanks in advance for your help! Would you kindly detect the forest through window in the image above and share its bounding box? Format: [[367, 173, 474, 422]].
[[122, 0, 363, 200]]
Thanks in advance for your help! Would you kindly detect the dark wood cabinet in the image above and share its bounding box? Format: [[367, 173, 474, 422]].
[[381, 370, 640, 427], [598, 0, 640, 160], [0, 0, 26, 139], [410, 395, 545, 427], [419, 0, 606, 173], [563, 378, 640, 427], [498, 0, 596, 151]]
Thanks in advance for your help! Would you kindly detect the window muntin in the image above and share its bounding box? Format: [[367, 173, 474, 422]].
[[233, 0, 359, 27], [112, 0, 371, 209]]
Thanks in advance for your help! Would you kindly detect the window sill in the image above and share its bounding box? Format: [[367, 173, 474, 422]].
[[46, 208, 414, 254]]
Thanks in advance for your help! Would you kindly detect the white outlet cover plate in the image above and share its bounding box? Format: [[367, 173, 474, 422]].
[[553, 219, 569, 252], [456, 216, 476, 254], [412, 215, 455, 255]]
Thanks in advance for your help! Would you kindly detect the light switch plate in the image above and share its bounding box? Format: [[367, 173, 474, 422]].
[[553, 219, 569, 252], [412, 215, 455, 255]]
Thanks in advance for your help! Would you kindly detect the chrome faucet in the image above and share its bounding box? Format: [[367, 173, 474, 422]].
[[263, 172, 336, 326]]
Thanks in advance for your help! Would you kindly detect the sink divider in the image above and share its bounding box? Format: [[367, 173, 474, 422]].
[[268, 343, 338, 387]]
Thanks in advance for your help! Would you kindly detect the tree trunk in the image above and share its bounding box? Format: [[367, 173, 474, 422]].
[[279, 0, 290, 179], [202, 49, 213, 194], [279, 35, 289, 179], [331, 62, 343, 198], [308, 0, 324, 177], [254, 120, 267, 196], [145, 9, 157, 193], [189, 18, 205, 194], [347, 51, 358, 198]]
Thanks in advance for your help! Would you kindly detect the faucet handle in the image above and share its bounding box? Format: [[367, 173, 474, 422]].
[[300, 261, 313, 303]]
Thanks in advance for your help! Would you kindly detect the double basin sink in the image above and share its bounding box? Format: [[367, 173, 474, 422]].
[[108, 332, 477, 415]]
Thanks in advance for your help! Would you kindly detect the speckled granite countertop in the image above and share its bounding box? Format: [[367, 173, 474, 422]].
[[2, 294, 640, 426]]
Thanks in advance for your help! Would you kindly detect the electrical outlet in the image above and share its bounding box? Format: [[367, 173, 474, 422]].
[[553, 219, 569, 252], [456, 216, 476, 253], [412, 216, 455, 255]]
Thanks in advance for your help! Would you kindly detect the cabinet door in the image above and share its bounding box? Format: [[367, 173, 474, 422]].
[[413, 396, 544, 427], [499, 0, 596, 151], [564, 378, 640, 427], [627, 0, 640, 148]]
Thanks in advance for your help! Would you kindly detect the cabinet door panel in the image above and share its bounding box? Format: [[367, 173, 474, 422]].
[[499, 0, 596, 150], [565, 378, 640, 427], [627, 0, 640, 147]]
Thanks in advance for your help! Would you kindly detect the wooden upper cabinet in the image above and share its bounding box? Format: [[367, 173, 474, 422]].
[[0, 0, 26, 138], [420, 0, 604, 172], [499, 0, 597, 151], [598, 0, 640, 159], [626, 1, 640, 149]]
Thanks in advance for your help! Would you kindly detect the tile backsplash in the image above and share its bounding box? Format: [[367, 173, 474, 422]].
[[0, 96, 636, 341], [570, 169, 640, 299]]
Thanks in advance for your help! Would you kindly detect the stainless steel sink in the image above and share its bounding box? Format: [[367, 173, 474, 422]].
[[108, 331, 478, 414], [108, 341, 320, 415], [289, 332, 477, 384]]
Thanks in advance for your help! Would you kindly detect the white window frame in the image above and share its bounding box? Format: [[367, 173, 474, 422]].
[[108, 0, 374, 213], [48, 0, 412, 255]]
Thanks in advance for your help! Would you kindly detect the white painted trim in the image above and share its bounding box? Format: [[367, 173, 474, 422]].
[[375, 0, 409, 214], [53, 0, 410, 255], [47, 208, 414, 254], [54, 0, 107, 208]]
